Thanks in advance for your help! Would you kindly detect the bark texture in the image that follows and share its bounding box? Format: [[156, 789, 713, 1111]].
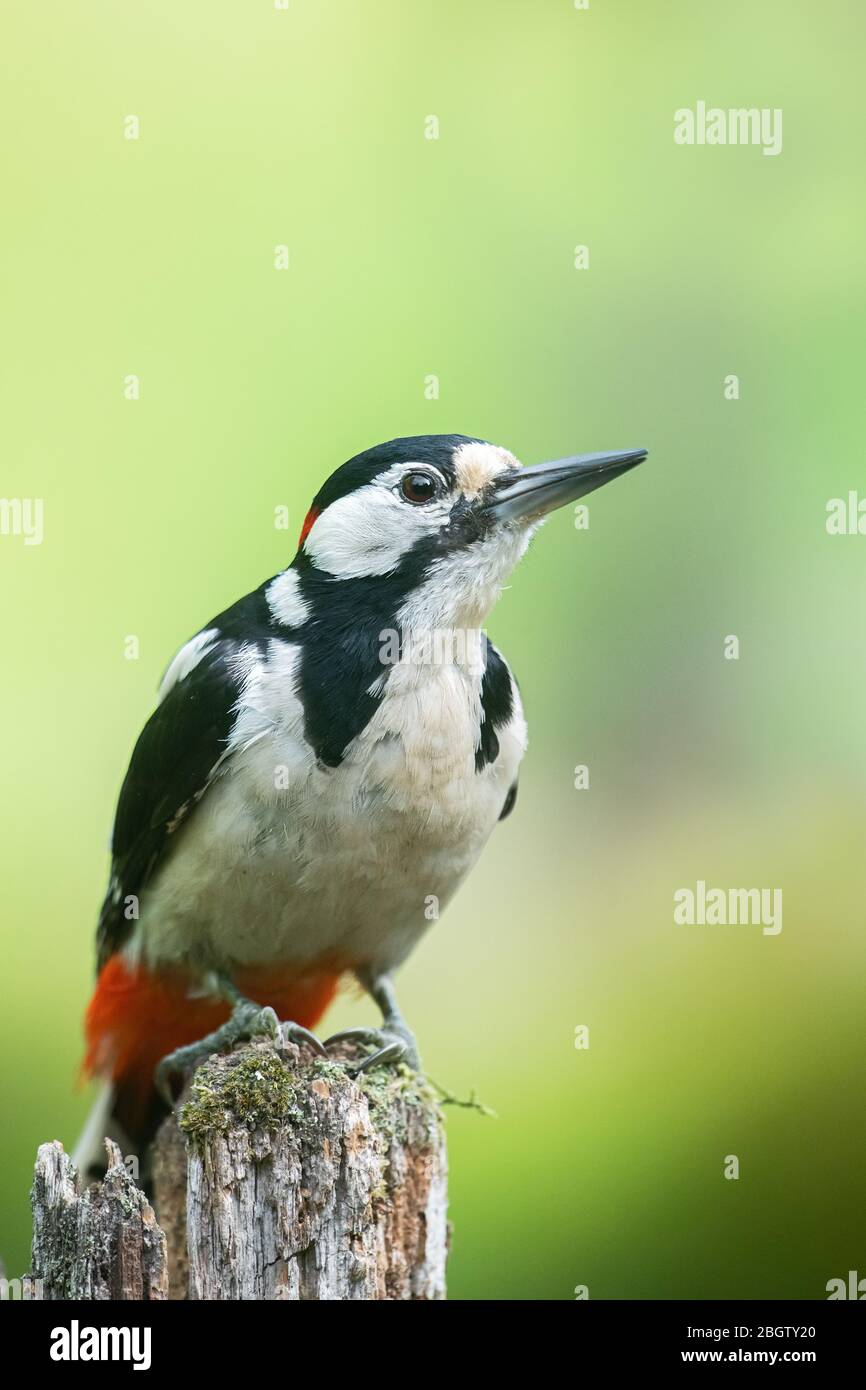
[[32, 1038, 448, 1301], [30, 1139, 168, 1300]]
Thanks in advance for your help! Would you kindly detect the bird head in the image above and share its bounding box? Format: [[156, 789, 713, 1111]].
[[293, 434, 646, 629]]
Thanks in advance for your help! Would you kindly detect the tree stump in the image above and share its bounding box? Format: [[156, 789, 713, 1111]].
[[31, 1037, 448, 1301], [31, 1139, 167, 1300]]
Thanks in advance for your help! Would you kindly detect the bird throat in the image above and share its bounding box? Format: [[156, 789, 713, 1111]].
[[291, 560, 488, 769]]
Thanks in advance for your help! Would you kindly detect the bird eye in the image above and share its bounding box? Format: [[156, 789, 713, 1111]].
[[400, 471, 439, 505]]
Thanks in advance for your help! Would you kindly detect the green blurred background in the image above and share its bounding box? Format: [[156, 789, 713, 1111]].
[[2, 0, 864, 1299]]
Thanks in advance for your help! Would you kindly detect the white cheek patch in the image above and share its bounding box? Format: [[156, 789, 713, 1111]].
[[305, 470, 450, 579], [453, 441, 520, 499]]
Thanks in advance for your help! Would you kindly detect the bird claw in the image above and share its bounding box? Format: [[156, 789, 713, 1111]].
[[324, 1024, 420, 1074], [155, 1050, 190, 1107], [248, 1004, 280, 1039], [279, 1020, 328, 1056], [352, 1041, 407, 1073], [154, 1000, 326, 1104]]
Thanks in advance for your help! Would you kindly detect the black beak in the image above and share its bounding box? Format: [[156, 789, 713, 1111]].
[[485, 447, 647, 524]]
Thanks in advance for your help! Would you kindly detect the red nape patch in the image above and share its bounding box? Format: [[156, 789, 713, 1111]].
[[82, 956, 342, 1125], [298, 506, 320, 548]]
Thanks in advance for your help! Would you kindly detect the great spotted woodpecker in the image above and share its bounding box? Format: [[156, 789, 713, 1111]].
[[76, 434, 645, 1166]]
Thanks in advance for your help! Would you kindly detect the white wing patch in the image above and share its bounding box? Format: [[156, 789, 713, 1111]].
[[157, 628, 220, 702], [266, 570, 310, 628]]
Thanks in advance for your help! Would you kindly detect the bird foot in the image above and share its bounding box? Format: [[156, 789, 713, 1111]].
[[324, 1020, 421, 1074], [155, 998, 326, 1105]]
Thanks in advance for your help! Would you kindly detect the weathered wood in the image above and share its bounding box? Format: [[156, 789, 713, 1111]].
[[33, 1037, 448, 1300], [150, 1116, 189, 1300], [169, 1037, 448, 1299], [31, 1139, 168, 1300]]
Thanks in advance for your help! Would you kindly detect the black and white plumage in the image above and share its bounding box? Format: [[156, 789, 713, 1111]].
[[82, 432, 645, 1161], [98, 436, 528, 977]]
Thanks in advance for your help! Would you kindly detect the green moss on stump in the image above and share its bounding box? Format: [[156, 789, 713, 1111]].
[[358, 1065, 441, 1146], [177, 1042, 443, 1153], [179, 1050, 306, 1145]]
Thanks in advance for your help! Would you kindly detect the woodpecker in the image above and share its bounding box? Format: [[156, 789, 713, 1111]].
[[76, 434, 645, 1168]]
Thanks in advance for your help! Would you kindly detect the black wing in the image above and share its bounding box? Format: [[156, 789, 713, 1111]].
[[95, 635, 247, 970]]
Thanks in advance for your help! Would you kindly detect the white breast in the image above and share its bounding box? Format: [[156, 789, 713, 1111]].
[[133, 639, 526, 983]]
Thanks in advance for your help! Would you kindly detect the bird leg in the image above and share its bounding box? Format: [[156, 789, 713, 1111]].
[[154, 976, 326, 1105], [325, 973, 421, 1074]]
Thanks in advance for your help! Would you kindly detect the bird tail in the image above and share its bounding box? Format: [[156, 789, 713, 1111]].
[[71, 1082, 121, 1179], [79, 955, 342, 1181]]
